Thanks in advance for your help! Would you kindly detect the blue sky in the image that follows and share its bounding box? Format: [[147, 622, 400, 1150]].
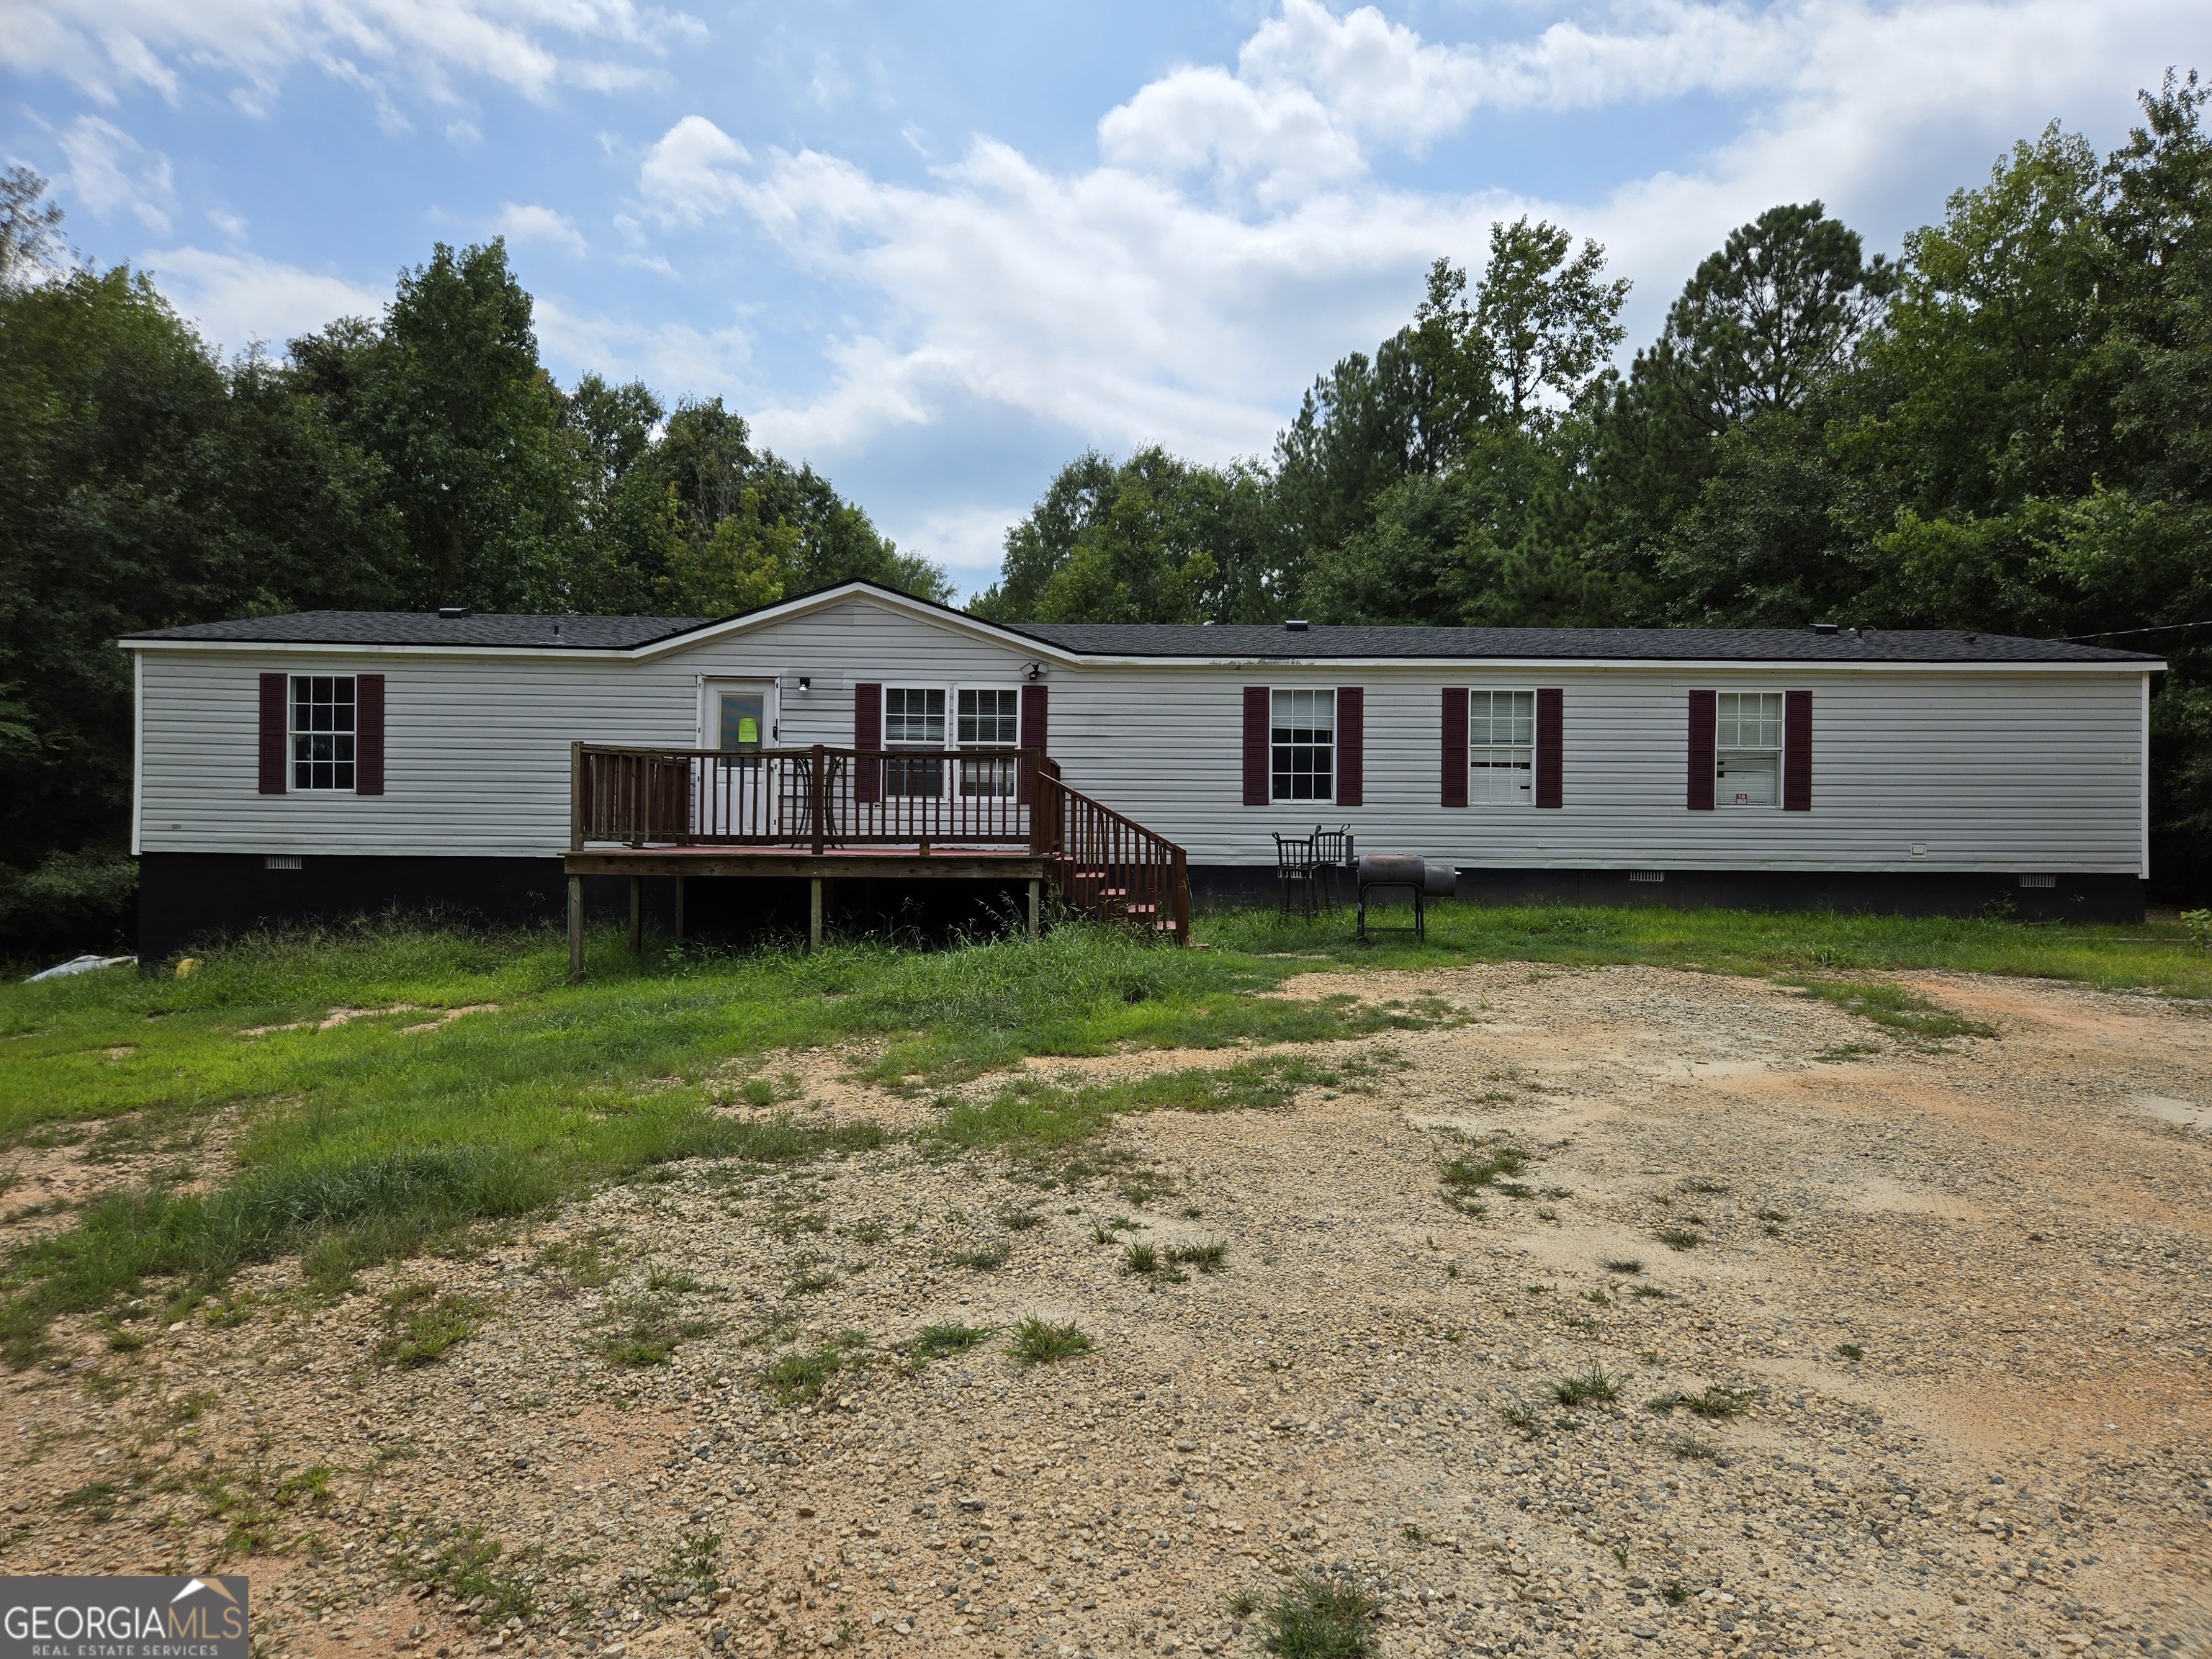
[[7, 1, 2209, 599]]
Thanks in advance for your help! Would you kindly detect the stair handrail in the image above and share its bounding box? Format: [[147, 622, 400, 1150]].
[[1033, 769, 1191, 946]]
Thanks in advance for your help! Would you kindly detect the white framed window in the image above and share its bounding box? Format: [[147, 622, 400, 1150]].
[[884, 686, 946, 798], [1271, 688, 1334, 802], [957, 688, 1018, 745], [290, 674, 356, 791], [956, 688, 1020, 798], [1470, 690, 1535, 805], [884, 687, 945, 745], [1716, 691, 1783, 806]]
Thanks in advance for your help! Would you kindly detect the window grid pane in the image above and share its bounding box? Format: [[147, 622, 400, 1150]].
[[1270, 688, 1334, 802], [1467, 690, 1534, 806], [1715, 691, 1783, 806], [289, 674, 356, 791], [884, 688, 945, 746], [959, 757, 1017, 798], [956, 688, 1019, 746]]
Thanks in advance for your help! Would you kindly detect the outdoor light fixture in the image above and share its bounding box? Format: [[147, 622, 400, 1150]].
[[796, 675, 811, 691], [1023, 661, 1046, 681]]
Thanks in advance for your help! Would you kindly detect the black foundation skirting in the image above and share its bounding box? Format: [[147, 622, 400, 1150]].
[[138, 852, 2147, 961], [1187, 863, 2146, 923], [136, 853, 1035, 963]]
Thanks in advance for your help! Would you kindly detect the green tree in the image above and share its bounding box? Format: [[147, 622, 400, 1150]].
[[0, 246, 403, 950], [971, 447, 1274, 624], [1471, 217, 1628, 426], [640, 398, 946, 616]]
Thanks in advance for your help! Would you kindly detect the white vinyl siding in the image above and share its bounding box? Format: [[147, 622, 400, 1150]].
[[1470, 690, 1534, 806], [130, 591, 2152, 875]]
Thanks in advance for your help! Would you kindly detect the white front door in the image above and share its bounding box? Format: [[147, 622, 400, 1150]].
[[699, 680, 781, 837]]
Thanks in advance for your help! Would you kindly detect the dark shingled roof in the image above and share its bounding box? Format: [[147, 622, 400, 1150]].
[[1010, 622, 2161, 664], [121, 596, 2161, 665], [121, 611, 713, 649]]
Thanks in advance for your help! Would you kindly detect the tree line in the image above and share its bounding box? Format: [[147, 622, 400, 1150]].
[[976, 74, 2212, 899], [0, 187, 941, 952], [1, 73, 2203, 952]]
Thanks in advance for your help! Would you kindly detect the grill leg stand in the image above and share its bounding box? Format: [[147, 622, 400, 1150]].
[[1028, 878, 1041, 942], [673, 876, 685, 942], [809, 878, 823, 954], [567, 876, 584, 981]]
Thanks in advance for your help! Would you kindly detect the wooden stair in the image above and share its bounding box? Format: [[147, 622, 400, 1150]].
[[1035, 772, 1190, 945]]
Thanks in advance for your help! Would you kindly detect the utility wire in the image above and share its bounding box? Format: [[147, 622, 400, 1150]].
[[2054, 619, 2212, 642]]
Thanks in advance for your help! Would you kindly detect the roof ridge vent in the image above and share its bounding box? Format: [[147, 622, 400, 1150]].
[[1283, 618, 1310, 631], [438, 606, 470, 620], [1809, 621, 1839, 634]]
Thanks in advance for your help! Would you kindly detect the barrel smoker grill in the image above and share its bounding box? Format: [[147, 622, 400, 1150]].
[[1354, 855, 1456, 945]]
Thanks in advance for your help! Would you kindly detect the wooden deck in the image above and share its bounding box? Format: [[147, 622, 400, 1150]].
[[563, 742, 1187, 976]]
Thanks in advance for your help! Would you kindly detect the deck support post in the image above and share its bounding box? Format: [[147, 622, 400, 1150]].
[[628, 876, 642, 956], [567, 876, 584, 981], [1028, 878, 1040, 942], [808, 878, 823, 954], [673, 876, 685, 941]]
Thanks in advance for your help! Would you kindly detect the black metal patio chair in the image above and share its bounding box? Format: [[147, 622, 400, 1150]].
[[1273, 832, 1321, 920]]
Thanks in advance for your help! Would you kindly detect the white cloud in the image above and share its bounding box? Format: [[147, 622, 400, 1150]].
[[638, 114, 752, 225], [3, 0, 707, 113], [633, 0, 2208, 473], [493, 201, 587, 254], [56, 114, 175, 232], [142, 246, 386, 353], [878, 501, 1034, 598], [533, 295, 753, 395]]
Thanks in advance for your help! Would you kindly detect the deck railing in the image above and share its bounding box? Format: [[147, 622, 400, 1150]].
[[572, 743, 1040, 852], [1032, 757, 1190, 945], [570, 742, 1188, 945]]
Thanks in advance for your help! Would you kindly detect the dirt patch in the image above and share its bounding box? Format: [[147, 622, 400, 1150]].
[[238, 1004, 502, 1038], [4, 962, 2210, 1659]]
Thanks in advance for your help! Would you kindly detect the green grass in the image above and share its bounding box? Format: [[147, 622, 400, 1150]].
[[0, 920, 1390, 1360], [1550, 1364, 1623, 1406], [1202, 900, 2212, 997], [909, 1323, 992, 1363], [1793, 979, 1998, 1041], [594, 1292, 717, 1366], [1437, 1136, 1529, 1215], [760, 1334, 871, 1406], [372, 1281, 488, 1367], [1260, 1572, 1378, 1659], [1, 899, 2197, 1362], [1009, 1316, 1091, 1365], [927, 1051, 1406, 1160], [1647, 1385, 1754, 1420]]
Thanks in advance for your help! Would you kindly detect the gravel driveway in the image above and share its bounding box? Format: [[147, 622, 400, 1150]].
[[5, 961, 2208, 1659]]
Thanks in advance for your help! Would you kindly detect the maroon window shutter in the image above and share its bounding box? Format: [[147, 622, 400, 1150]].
[[1441, 688, 1468, 807], [1020, 683, 1048, 753], [1535, 688, 1563, 808], [855, 683, 882, 804], [355, 673, 385, 796], [258, 673, 287, 794], [1335, 686, 1363, 807], [1784, 689, 1812, 811], [1688, 689, 1717, 809], [1017, 683, 1047, 805], [1242, 687, 1269, 806]]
